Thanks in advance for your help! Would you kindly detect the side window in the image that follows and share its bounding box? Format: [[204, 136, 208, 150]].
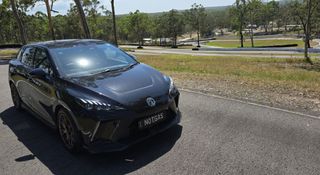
[[34, 48, 52, 75], [21, 47, 36, 67], [17, 48, 25, 61]]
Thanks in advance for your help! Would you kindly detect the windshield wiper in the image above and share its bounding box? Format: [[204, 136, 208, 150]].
[[91, 63, 139, 75], [92, 68, 111, 75], [123, 62, 139, 70]]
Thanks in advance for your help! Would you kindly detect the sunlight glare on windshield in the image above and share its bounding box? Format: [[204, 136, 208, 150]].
[[77, 58, 90, 67]]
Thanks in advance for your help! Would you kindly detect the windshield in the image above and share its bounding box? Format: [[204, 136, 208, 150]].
[[50, 43, 137, 77]]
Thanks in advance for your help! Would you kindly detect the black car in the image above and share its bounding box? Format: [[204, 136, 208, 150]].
[[8, 39, 181, 153]]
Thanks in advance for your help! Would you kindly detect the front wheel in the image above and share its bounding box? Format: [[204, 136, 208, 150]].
[[10, 83, 22, 111], [57, 109, 83, 153]]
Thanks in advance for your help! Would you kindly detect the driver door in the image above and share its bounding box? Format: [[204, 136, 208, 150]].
[[28, 47, 56, 125]]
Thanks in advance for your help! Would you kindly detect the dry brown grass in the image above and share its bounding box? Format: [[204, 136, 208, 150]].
[[137, 54, 320, 96]]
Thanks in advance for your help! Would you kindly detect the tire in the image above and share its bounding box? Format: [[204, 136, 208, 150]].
[[57, 108, 83, 153], [10, 83, 23, 111]]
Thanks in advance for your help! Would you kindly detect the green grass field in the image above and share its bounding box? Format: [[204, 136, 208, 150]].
[[0, 49, 18, 57], [207, 39, 316, 48], [137, 54, 320, 93]]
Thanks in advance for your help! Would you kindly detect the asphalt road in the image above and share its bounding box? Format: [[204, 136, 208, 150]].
[[125, 47, 320, 59], [1, 64, 320, 175]]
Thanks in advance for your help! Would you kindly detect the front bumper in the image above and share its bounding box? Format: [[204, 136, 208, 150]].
[[77, 93, 181, 153], [85, 110, 181, 153]]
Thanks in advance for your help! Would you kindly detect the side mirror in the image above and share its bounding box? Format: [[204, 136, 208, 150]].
[[29, 68, 47, 79]]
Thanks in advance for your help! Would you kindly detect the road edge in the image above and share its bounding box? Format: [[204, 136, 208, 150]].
[[180, 88, 320, 120]]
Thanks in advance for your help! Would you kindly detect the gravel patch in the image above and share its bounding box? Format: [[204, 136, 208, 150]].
[[169, 72, 320, 117]]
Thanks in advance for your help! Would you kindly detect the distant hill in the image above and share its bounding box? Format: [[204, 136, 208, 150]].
[[205, 6, 231, 12], [117, 5, 231, 17]]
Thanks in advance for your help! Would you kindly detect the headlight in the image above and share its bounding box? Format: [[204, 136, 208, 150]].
[[169, 77, 175, 93], [78, 98, 125, 111], [164, 75, 176, 95]]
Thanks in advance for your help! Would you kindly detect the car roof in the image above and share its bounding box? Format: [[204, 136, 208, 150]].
[[27, 39, 107, 49]]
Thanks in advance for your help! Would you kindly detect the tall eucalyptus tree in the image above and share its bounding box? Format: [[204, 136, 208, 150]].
[[9, 0, 27, 44], [74, 0, 91, 38]]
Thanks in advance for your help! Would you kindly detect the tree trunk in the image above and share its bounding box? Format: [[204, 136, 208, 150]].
[[10, 0, 27, 44], [44, 0, 55, 40], [304, 35, 312, 64], [74, 0, 91, 38], [284, 23, 287, 32], [250, 27, 254, 48], [172, 34, 178, 48], [304, 0, 313, 64], [264, 24, 268, 33], [250, 12, 254, 48], [237, 0, 245, 48], [239, 18, 244, 48], [110, 0, 118, 46], [240, 31, 244, 48], [197, 31, 200, 47]]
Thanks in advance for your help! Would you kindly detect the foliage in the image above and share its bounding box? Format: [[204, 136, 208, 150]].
[[184, 3, 207, 37], [127, 10, 151, 46], [230, 0, 247, 47], [0, 0, 319, 50], [289, 0, 320, 63]]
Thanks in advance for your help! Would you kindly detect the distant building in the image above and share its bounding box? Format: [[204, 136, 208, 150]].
[[285, 25, 302, 31]]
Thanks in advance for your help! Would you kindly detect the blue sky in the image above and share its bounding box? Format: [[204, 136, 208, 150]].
[[0, 0, 236, 15]]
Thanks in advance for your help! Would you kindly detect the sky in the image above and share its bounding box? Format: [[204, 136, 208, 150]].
[[0, 0, 236, 15]]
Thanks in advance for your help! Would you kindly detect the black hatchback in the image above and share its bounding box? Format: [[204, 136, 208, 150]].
[[8, 39, 181, 153]]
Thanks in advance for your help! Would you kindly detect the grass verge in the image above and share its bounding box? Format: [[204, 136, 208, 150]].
[[0, 49, 18, 59], [138, 54, 320, 97], [138, 54, 320, 114]]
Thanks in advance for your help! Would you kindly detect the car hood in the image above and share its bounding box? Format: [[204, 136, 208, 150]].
[[66, 63, 169, 108]]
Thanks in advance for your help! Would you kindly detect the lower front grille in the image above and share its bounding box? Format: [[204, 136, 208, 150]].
[[94, 120, 120, 141]]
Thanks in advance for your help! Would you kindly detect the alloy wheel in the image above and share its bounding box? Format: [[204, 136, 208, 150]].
[[58, 111, 75, 149]]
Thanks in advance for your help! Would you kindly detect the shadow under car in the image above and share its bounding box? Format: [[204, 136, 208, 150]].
[[0, 107, 182, 175]]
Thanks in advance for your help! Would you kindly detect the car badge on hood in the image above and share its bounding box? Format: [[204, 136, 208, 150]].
[[146, 97, 156, 107]]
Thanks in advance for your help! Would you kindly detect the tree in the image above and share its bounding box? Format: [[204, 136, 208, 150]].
[[290, 0, 320, 64], [247, 0, 263, 47], [9, 0, 27, 44], [278, 2, 292, 33], [98, 6, 113, 41], [185, 3, 207, 48], [208, 10, 231, 36], [28, 12, 48, 41], [127, 10, 151, 48], [74, 0, 91, 38], [230, 0, 247, 48], [64, 4, 83, 39], [117, 15, 130, 42], [44, 0, 55, 40], [110, 0, 118, 46], [150, 15, 167, 46], [83, 0, 101, 39], [0, 2, 18, 43], [262, 0, 279, 33], [166, 9, 184, 48]]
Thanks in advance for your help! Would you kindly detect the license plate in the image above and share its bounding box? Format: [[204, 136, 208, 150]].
[[138, 112, 165, 129]]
